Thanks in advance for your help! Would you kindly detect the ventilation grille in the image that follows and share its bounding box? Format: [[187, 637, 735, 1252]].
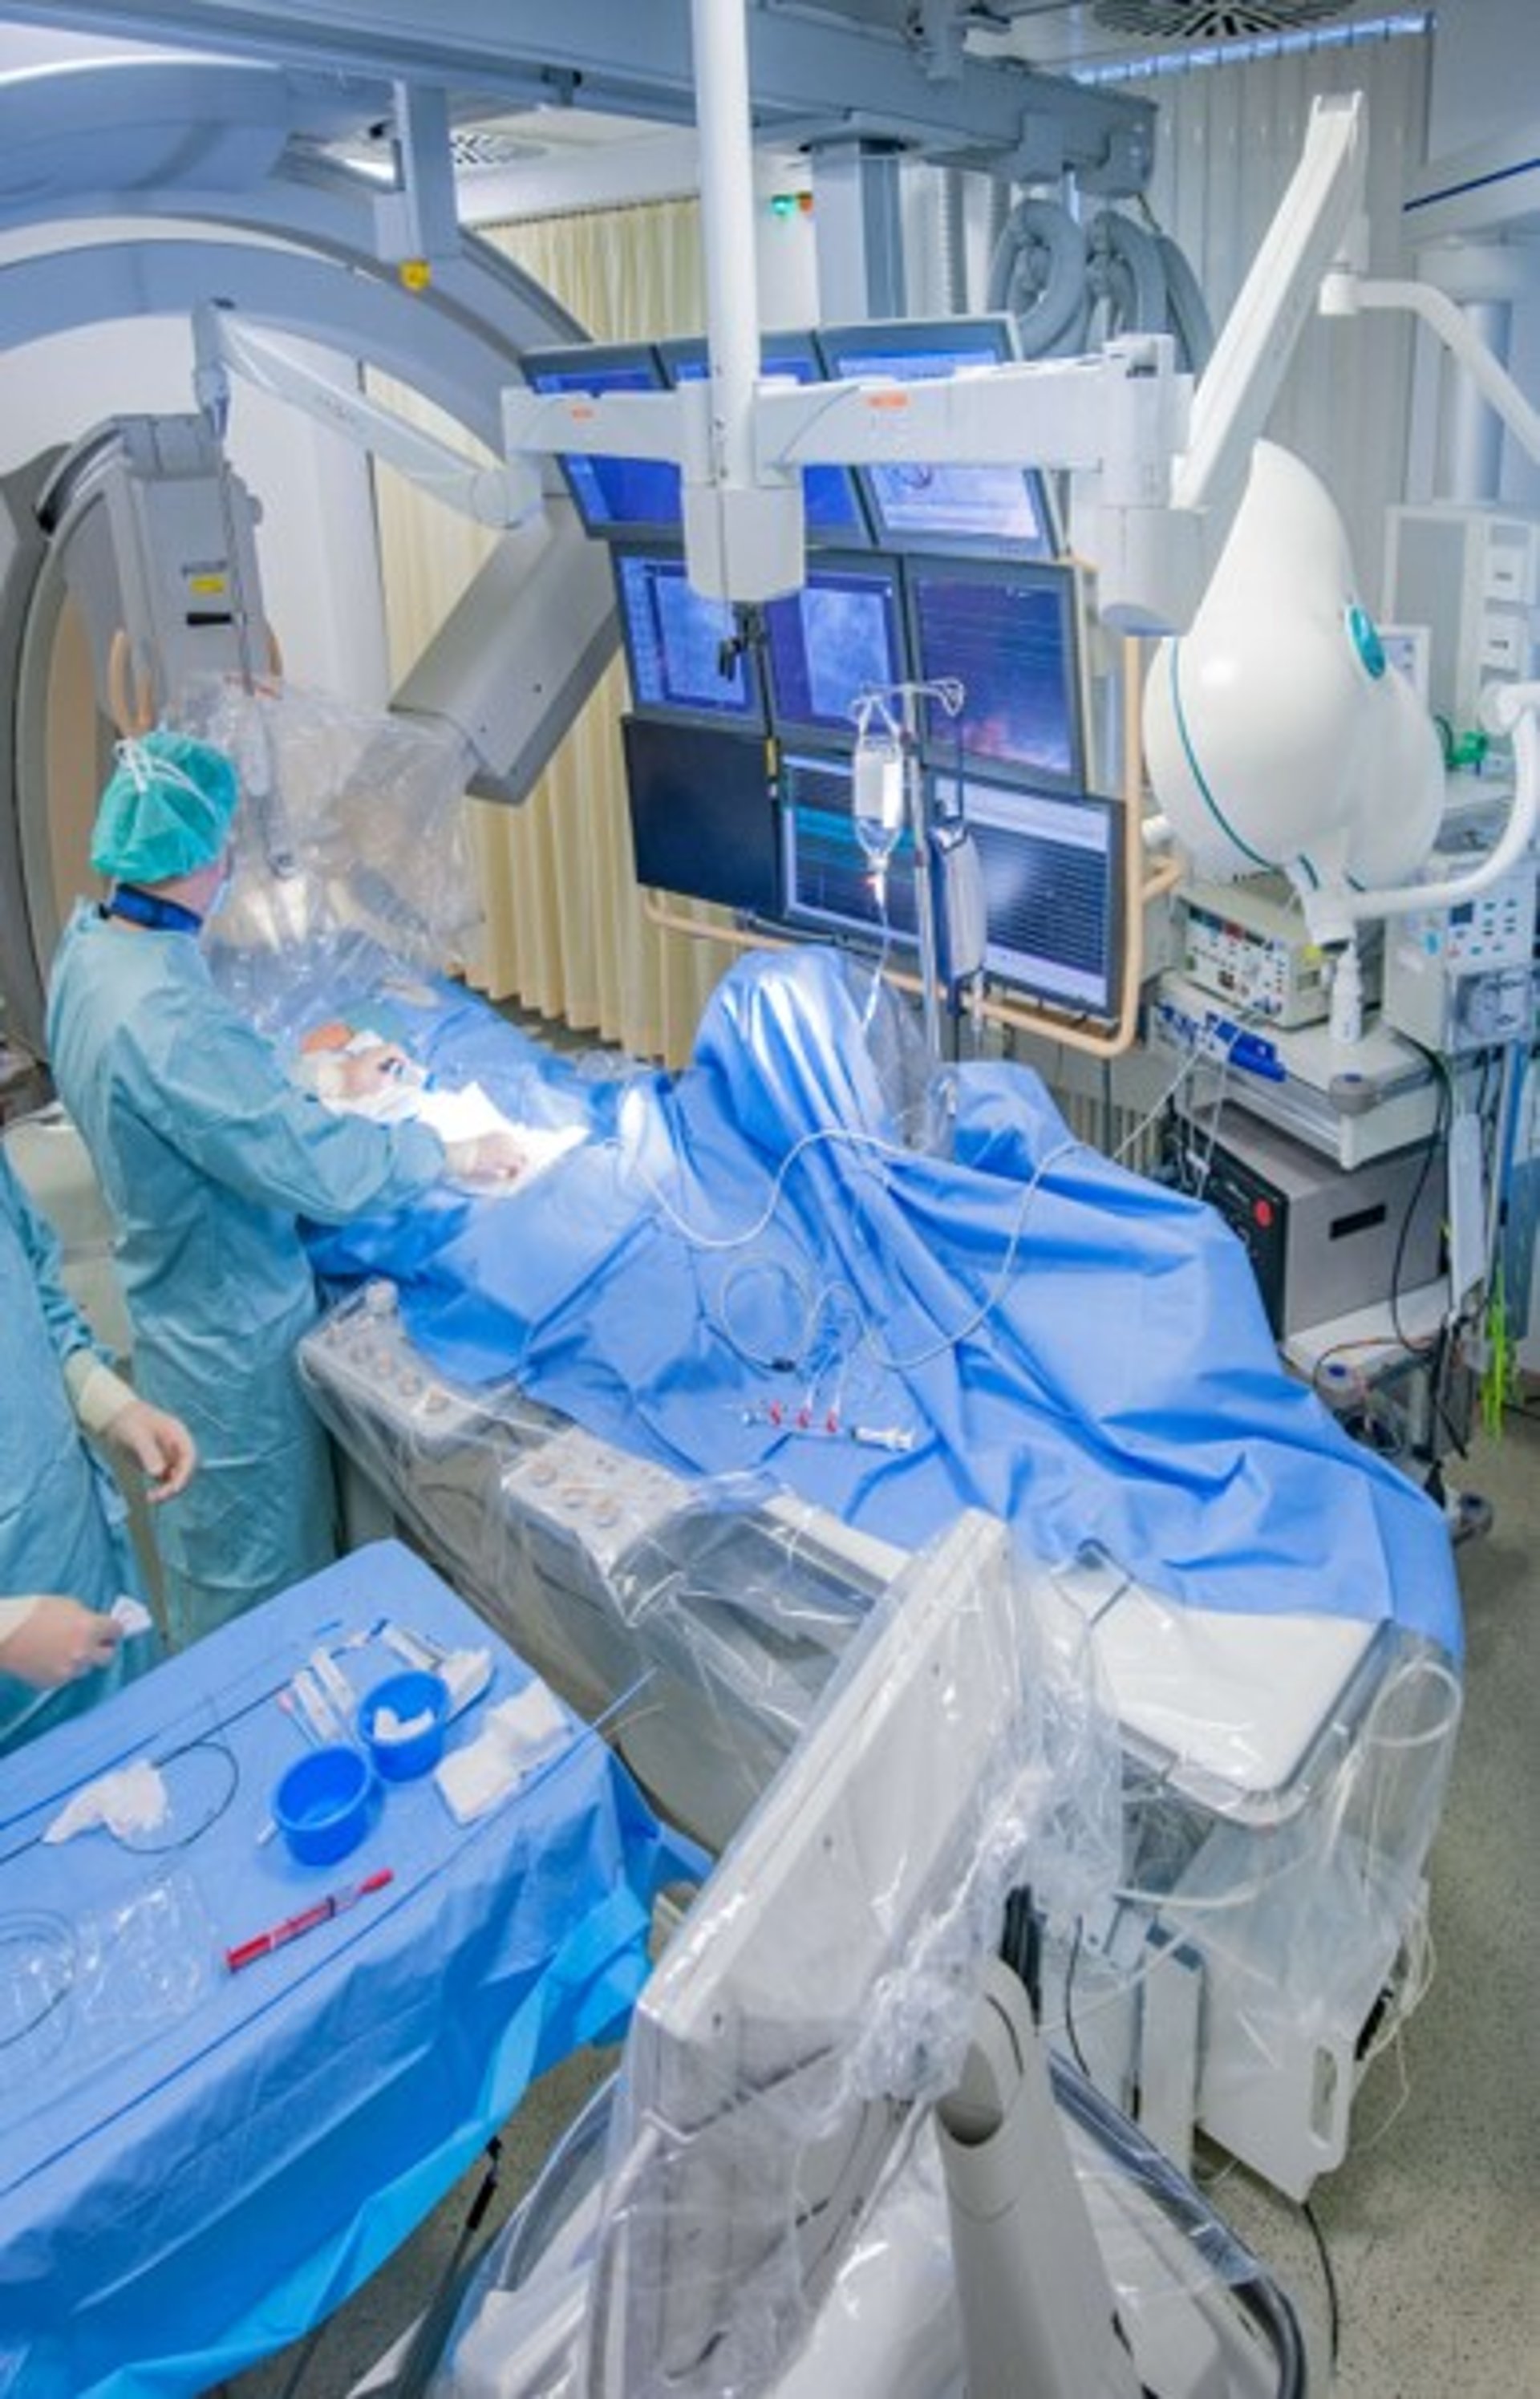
[[1093, 0, 1356, 35], [449, 127, 547, 170]]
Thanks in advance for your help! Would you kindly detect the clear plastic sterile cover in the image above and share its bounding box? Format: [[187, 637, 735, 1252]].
[[409, 1527, 1308, 2399], [180, 675, 480, 999], [298, 1279, 1460, 2209], [418, 1516, 1132, 2399]]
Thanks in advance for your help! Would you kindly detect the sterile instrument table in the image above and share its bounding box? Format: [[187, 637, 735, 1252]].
[[0, 1540, 695, 2399]]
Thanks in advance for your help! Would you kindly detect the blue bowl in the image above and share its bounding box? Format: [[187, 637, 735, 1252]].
[[272, 1743, 375, 1866], [359, 1669, 449, 1781]]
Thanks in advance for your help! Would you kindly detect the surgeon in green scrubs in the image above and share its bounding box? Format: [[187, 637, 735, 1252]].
[[47, 729, 520, 1650]]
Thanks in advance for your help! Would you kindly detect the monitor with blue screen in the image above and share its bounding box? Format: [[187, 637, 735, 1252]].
[[816, 316, 1059, 558], [521, 342, 682, 538], [780, 751, 918, 945], [906, 556, 1086, 792], [659, 332, 871, 545], [762, 556, 907, 748], [938, 771, 1124, 1020], [614, 546, 766, 731]]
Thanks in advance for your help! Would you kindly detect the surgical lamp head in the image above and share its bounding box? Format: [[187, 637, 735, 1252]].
[[1142, 441, 1442, 936], [91, 729, 240, 885]]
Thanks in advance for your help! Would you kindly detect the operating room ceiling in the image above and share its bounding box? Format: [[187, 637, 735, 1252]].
[[339, 0, 1420, 192], [762, 0, 1416, 72]]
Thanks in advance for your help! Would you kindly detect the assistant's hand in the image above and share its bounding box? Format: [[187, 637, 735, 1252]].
[[445, 1130, 525, 1185], [103, 1397, 197, 1501], [0, 1596, 121, 1688]]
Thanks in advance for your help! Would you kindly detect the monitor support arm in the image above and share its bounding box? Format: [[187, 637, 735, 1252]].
[[936, 1956, 1143, 2399], [499, 0, 1368, 633], [191, 298, 539, 530]]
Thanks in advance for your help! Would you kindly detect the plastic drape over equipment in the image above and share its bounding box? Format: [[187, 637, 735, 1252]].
[[181, 676, 482, 1011], [299, 1283, 1459, 2198], [411, 1518, 1307, 2399]]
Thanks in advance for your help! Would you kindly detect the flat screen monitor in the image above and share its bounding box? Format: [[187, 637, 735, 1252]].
[[586, 1513, 1023, 2398], [779, 750, 918, 946], [815, 316, 1058, 558], [659, 332, 871, 545], [622, 715, 779, 916], [940, 772, 1124, 1020], [761, 556, 906, 748], [614, 545, 767, 731], [906, 557, 1086, 792], [521, 342, 682, 538]]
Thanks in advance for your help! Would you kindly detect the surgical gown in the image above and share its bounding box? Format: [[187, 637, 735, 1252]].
[[47, 905, 446, 1647], [0, 1146, 144, 1753]]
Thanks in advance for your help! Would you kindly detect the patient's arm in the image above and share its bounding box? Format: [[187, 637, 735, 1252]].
[[331, 1040, 415, 1097], [297, 1023, 421, 1108], [292, 1019, 584, 1193]]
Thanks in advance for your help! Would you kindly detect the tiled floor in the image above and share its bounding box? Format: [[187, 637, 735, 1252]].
[[227, 1411, 1540, 2397]]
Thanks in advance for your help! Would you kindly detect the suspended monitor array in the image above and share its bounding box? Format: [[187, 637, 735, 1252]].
[[816, 316, 1060, 559], [907, 556, 1087, 793], [613, 545, 767, 731], [622, 715, 780, 917], [762, 555, 908, 748], [659, 333, 872, 545], [521, 342, 682, 539], [780, 751, 919, 945], [942, 772, 1125, 1021]]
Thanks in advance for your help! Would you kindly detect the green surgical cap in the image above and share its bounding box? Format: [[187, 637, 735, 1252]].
[[90, 731, 240, 883]]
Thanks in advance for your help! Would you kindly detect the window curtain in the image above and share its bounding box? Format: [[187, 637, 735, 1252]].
[[1122, 29, 1431, 594], [373, 196, 727, 1064]]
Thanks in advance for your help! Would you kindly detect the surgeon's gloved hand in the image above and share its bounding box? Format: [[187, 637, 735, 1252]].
[[0, 1595, 122, 1688], [446, 1130, 526, 1185], [103, 1396, 198, 1503]]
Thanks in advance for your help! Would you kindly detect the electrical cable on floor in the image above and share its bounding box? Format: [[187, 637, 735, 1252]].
[[1385, 1039, 1477, 1473], [1389, 1039, 1450, 1355], [1299, 2194, 1341, 2372], [394, 2136, 505, 2399], [274, 2318, 327, 2399], [1062, 1914, 1092, 2079]]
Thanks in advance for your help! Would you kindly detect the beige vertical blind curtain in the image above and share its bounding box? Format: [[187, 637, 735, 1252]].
[[373, 195, 728, 1065]]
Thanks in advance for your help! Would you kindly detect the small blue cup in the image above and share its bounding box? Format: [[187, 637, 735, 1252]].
[[359, 1669, 449, 1781], [272, 1743, 375, 1866]]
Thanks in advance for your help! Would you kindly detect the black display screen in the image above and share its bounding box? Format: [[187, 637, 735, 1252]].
[[623, 716, 779, 915]]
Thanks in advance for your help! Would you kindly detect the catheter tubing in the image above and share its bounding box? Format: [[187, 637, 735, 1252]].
[[691, 0, 761, 490]]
